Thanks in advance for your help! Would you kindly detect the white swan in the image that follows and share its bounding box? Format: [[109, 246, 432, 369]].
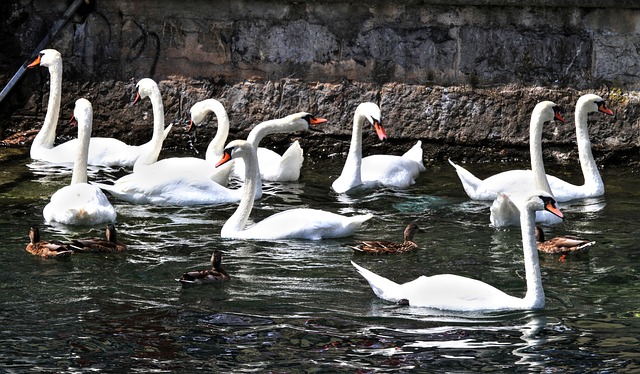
[[331, 102, 425, 194], [232, 113, 328, 182], [28, 50, 171, 167], [217, 139, 373, 240], [43, 99, 117, 225], [449, 94, 614, 203], [146, 99, 233, 186], [352, 190, 564, 311], [92, 112, 321, 205], [489, 101, 565, 227]]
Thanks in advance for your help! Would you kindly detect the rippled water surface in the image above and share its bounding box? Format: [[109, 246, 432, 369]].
[[2, 147, 640, 372]]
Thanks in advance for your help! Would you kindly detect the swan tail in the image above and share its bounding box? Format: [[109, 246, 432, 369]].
[[402, 140, 425, 169], [162, 124, 173, 140], [448, 158, 483, 198], [351, 261, 402, 302]]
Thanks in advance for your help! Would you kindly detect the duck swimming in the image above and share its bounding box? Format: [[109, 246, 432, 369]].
[[69, 224, 127, 253], [347, 222, 421, 254], [25, 224, 72, 259], [535, 225, 595, 255], [178, 250, 230, 285]]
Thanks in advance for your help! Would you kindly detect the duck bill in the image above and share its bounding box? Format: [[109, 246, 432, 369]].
[[545, 202, 564, 220], [373, 121, 387, 141], [215, 152, 231, 168], [27, 54, 42, 68]]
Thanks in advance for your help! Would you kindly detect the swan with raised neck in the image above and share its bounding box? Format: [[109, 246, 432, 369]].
[[28, 49, 62, 159], [43, 98, 117, 225], [489, 101, 565, 227], [352, 191, 563, 310]]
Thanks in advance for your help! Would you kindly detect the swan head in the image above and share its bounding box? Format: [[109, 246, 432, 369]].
[[356, 102, 386, 140], [287, 112, 328, 132], [135, 78, 160, 102], [27, 49, 61, 69], [73, 98, 93, 122], [519, 191, 564, 220], [577, 94, 614, 116], [534, 101, 565, 124], [189, 99, 226, 129], [216, 139, 254, 167]]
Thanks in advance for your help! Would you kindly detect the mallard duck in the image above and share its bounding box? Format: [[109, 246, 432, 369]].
[[25, 224, 72, 259], [69, 224, 127, 253], [535, 225, 595, 255], [347, 222, 421, 254], [178, 250, 230, 286]]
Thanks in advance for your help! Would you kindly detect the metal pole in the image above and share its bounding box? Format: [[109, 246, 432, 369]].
[[0, 0, 88, 104]]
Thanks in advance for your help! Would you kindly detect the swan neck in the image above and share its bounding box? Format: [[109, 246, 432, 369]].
[[133, 89, 165, 171], [529, 111, 552, 194], [520, 207, 545, 309], [246, 117, 303, 147], [32, 61, 63, 151], [575, 105, 603, 190], [204, 102, 230, 161], [71, 112, 91, 185], [223, 146, 260, 234], [339, 110, 365, 187]]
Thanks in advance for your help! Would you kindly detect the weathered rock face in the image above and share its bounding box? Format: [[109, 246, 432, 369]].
[[5, 76, 639, 167], [1, 0, 639, 166]]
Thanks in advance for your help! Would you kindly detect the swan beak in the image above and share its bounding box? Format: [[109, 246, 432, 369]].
[[132, 92, 141, 106], [27, 54, 42, 68], [187, 119, 194, 132], [373, 120, 387, 141], [553, 106, 566, 123], [545, 201, 564, 220], [598, 102, 614, 116], [309, 116, 327, 125], [69, 115, 78, 126], [215, 151, 232, 168]]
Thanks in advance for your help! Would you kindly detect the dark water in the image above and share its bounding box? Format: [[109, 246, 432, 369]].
[[2, 147, 640, 372]]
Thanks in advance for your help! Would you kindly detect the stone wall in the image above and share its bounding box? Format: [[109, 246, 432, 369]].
[[1, 0, 639, 165]]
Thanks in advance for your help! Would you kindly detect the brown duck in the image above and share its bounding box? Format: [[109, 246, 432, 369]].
[[179, 250, 230, 285], [347, 222, 421, 254], [25, 224, 72, 259], [535, 225, 595, 255], [69, 224, 127, 253]]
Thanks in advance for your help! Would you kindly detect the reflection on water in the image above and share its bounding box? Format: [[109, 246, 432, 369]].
[[1, 149, 640, 371]]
